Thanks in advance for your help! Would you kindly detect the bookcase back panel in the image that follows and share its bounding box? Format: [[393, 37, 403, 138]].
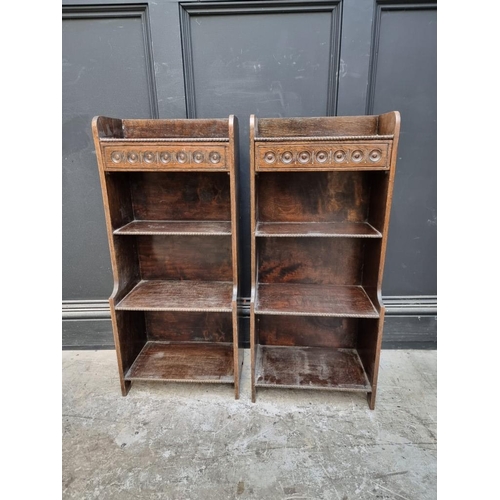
[[258, 237, 364, 285], [137, 235, 232, 281], [122, 119, 229, 139], [257, 315, 358, 348], [130, 172, 231, 221], [258, 172, 371, 223], [257, 116, 379, 138], [146, 311, 233, 343]]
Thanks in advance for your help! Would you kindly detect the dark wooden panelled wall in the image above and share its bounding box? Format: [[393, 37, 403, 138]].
[[62, 0, 437, 349]]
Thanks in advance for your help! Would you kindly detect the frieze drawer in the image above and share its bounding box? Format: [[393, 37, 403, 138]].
[[255, 142, 391, 170], [102, 144, 228, 170]]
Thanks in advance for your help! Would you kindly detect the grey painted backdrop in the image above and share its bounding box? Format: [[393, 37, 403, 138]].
[[62, 0, 436, 347]]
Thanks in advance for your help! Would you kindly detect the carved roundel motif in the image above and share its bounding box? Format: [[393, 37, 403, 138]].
[[351, 150, 364, 162], [209, 151, 221, 164], [143, 151, 156, 164], [177, 151, 188, 163], [159, 152, 171, 163], [316, 151, 328, 163], [298, 151, 311, 164], [264, 151, 276, 164], [369, 149, 382, 162], [127, 152, 139, 164], [193, 151, 204, 163], [333, 150, 346, 162], [281, 151, 293, 164], [111, 151, 122, 163]]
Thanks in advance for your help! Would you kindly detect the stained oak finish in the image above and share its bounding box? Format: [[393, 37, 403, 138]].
[[250, 112, 400, 408], [93, 116, 241, 398], [125, 342, 234, 383], [257, 171, 373, 223], [121, 119, 229, 139], [136, 235, 232, 281], [257, 315, 358, 349], [146, 312, 232, 343], [256, 284, 379, 318], [255, 346, 371, 391], [126, 172, 231, 222], [256, 116, 379, 138], [258, 237, 365, 285]]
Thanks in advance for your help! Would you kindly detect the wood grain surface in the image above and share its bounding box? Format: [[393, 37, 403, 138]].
[[146, 311, 233, 343], [256, 283, 379, 317], [116, 280, 233, 312], [125, 341, 234, 382], [257, 315, 358, 348], [257, 171, 371, 223], [256, 116, 378, 137], [137, 235, 232, 281], [128, 172, 231, 221], [258, 237, 364, 285], [122, 119, 229, 139], [255, 345, 371, 391]]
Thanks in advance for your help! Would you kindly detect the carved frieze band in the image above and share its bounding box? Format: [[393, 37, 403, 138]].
[[102, 144, 227, 170], [256, 143, 390, 169]]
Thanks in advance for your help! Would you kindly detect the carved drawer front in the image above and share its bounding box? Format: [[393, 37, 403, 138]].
[[255, 143, 391, 170], [102, 144, 227, 170]]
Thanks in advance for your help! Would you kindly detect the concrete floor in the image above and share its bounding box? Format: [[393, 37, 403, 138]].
[[63, 349, 436, 500]]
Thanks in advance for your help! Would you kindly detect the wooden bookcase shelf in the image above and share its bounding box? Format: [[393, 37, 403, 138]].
[[250, 113, 400, 409], [256, 221, 382, 238], [114, 220, 232, 236], [255, 283, 379, 318], [125, 342, 235, 384], [255, 346, 371, 391], [115, 280, 233, 312], [92, 116, 242, 398]]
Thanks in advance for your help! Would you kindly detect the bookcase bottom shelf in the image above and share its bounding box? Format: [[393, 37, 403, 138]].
[[255, 345, 371, 392], [125, 341, 234, 384]]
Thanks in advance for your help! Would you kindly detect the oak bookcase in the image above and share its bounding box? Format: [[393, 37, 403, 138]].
[[249, 112, 400, 409], [92, 116, 242, 398]]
